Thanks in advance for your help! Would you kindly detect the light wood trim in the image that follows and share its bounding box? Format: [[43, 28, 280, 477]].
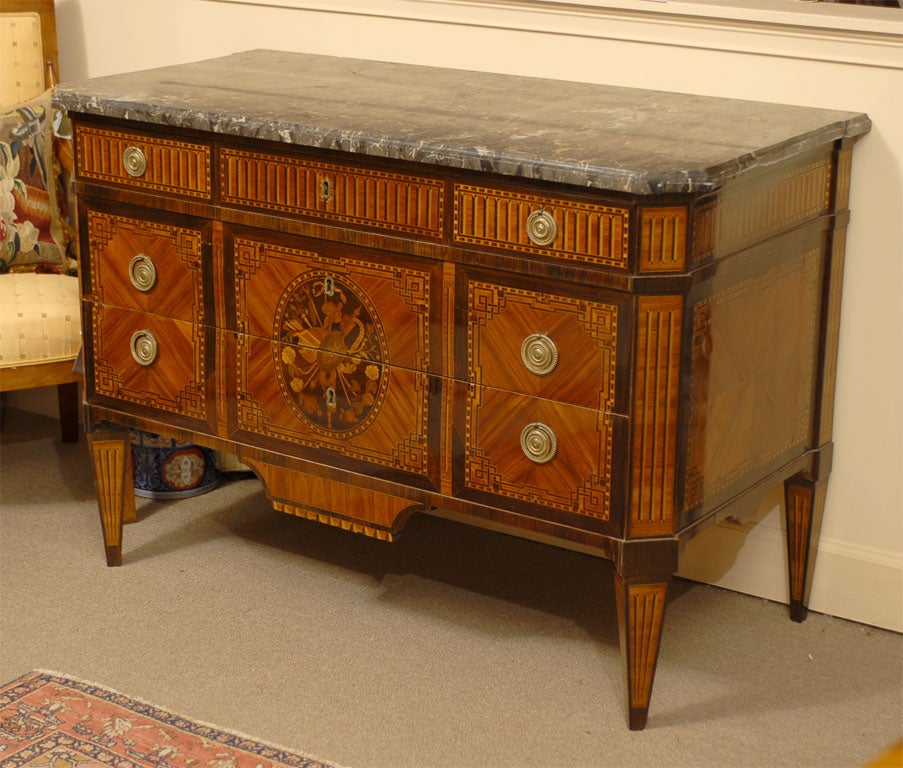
[[0, 358, 80, 392]]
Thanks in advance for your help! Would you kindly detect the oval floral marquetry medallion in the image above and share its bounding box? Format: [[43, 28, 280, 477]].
[[273, 272, 389, 436]]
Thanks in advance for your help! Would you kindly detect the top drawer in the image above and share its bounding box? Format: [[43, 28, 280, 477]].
[[454, 183, 630, 270], [75, 125, 212, 200], [220, 147, 445, 240]]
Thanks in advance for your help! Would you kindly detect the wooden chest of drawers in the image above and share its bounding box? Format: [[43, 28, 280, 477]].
[[58, 50, 869, 729]]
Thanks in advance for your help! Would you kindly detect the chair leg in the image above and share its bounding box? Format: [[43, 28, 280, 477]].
[[57, 381, 80, 442]]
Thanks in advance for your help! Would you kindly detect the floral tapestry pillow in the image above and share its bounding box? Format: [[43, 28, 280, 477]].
[[1, 90, 69, 273]]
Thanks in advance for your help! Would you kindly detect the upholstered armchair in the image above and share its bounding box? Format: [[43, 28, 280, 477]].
[[0, 0, 81, 441]]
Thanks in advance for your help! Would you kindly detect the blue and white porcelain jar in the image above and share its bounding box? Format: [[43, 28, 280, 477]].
[[130, 430, 221, 499]]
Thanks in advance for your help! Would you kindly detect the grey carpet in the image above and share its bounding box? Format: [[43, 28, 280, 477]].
[[0, 407, 900, 768]]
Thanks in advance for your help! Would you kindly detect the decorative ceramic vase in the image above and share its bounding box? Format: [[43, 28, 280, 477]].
[[130, 430, 221, 499]]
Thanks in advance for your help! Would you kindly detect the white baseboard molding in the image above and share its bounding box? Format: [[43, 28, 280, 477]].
[[678, 517, 903, 632]]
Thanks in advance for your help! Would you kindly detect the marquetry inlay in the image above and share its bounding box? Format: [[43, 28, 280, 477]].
[[87, 210, 205, 323], [615, 578, 668, 709], [463, 385, 615, 520], [834, 147, 854, 212], [785, 483, 813, 605], [640, 207, 687, 273], [237, 333, 432, 478], [273, 272, 390, 437], [692, 156, 832, 263], [220, 148, 445, 238], [89, 438, 128, 548], [66, 48, 868, 732], [91, 309, 208, 419], [454, 184, 630, 268], [76, 126, 211, 198], [630, 297, 683, 537], [466, 280, 619, 411], [685, 249, 821, 510], [232, 238, 433, 479], [276, 500, 395, 541]]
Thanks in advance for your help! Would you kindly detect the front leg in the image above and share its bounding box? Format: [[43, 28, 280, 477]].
[[784, 473, 827, 622], [613, 571, 670, 730], [87, 423, 133, 566]]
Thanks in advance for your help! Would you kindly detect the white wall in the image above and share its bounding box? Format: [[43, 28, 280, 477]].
[[49, 0, 902, 631]]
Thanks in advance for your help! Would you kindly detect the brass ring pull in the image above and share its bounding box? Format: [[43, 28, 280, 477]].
[[526, 209, 557, 247], [521, 333, 558, 376], [130, 329, 158, 366], [128, 254, 157, 292], [520, 422, 558, 464], [122, 145, 147, 177]]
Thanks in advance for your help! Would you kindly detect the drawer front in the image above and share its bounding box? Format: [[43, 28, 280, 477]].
[[89, 304, 208, 421], [454, 184, 630, 269], [76, 125, 212, 199], [459, 384, 619, 522], [233, 331, 435, 485], [221, 148, 445, 239], [464, 272, 622, 412], [231, 233, 437, 374], [86, 209, 206, 324]]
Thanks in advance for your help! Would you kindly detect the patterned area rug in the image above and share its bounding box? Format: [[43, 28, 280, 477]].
[[0, 670, 344, 767]]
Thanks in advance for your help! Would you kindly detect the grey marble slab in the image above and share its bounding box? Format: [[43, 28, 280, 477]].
[[55, 50, 870, 195]]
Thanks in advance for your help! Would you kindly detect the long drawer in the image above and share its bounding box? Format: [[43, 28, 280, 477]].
[[220, 147, 446, 240], [230, 330, 437, 488], [229, 231, 440, 375]]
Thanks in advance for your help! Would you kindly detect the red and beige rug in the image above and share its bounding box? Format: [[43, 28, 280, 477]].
[[0, 670, 344, 768]]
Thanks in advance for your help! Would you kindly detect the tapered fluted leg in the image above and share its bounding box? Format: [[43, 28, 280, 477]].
[[614, 572, 669, 730], [87, 424, 132, 566], [784, 473, 827, 622]]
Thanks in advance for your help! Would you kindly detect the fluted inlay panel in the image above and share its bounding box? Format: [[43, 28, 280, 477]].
[[454, 184, 629, 268], [627, 584, 667, 707], [786, 484, 813, 603], [89, 439, 126, 548], [693, 156, 832, 263], [221, 148, 444, 238], [76, 126, 211, 198], [640, 207, 687, 272], [630, 297, 682, 536]]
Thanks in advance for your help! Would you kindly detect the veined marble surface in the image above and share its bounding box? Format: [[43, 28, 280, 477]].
[[55, 50, 870, 195]]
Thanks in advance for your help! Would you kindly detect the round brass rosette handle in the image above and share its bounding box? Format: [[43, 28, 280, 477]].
[[525, 209, 557, 247], [128, 254, 157, 292], [122, 145, 147, 178], [520, 422, 558, 464], [130, 329, 158, 366], [520, 333, 558, 376]]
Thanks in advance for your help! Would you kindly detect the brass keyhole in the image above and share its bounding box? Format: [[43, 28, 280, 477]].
[[321, 178, 332, 201], [325, 386, 337, 409], [324, 276, 335, 296]]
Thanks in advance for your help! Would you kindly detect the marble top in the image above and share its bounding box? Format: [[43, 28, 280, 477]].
[[55, 50, 870, 195]]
